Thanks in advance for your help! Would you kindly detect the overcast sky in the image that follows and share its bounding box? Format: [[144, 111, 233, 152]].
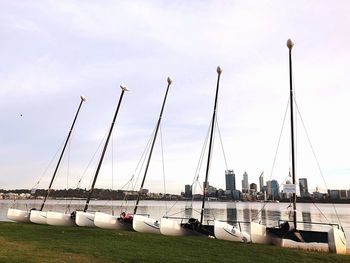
[[1, 1, 350, 194]]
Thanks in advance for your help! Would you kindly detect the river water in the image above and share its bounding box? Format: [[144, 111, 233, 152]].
[[1, 199, 349, 247]]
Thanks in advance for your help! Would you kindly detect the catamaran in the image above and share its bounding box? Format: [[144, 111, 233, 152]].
[[7, 96, 86, 225], [94, 77, 172, 231], [249, 39, 347, 254], [160, 67, 250, 242], [74, 85, 128, 227]]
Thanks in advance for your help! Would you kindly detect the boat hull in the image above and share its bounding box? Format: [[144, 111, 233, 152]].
[[160, 218, 200, 236], [30, 210, 47, 224], [46, 211, 76, 226], [214, 220, 251, 243], [7, 208, 30, 223], [133, 215, 160, 234], [328, 227, 347, 254], [75, 211, 95, 227], [250, 222, 271, 244], [94, 212, 132, 230]]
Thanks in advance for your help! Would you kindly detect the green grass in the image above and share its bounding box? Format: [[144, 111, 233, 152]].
[[0, 222, 348, 263]]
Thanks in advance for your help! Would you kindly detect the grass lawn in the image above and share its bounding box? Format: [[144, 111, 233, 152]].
[[0, 221, 348, 263]]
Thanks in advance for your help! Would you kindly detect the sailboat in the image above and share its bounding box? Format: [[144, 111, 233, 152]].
[[94, 77, 172, 231], [160, 67, 250, 242], [132, 77, 172, 234], [249, 39, 347, 254], [7, 96, 86, 224], [75, 85, 128, 227]]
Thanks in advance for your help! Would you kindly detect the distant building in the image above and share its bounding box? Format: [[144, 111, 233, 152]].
[[259, 172, 264, 192], [184, 184, 192, 198], [232, 190, 241, 200], [328, 190, 340, 200], [242, 171, 249, 193], [250, 183, 257, 193], [141, 189, 149, 195], [339, 190, 347, 199], [225, 169, 236, 191], [266, 180, 272, 199], [208, 185, 217, 197], [299, 178, 309, 197], [271, 180, 279, 200]]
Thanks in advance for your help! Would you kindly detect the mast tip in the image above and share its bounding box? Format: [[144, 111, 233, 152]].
[[287, 39, 294, 49], [167, 77, 173, 85], [120, 85, 129, 91], [216, 66, 223, 74], [80, 96, 86, 101]]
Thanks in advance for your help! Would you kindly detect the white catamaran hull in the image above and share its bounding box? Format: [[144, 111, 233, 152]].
[[160, 218, 197, 236], [75, 211, 95, 227], [328, 227, 347, 254], [214, 220, 251, 243], [249, 222, 271, 244], [7, 208, 30, 223], [30, 210, 47, 224], [250, 222, 347, 254], [94, 212, 132, 230], [133, 215, 160, 234], [46, 211, 76, 227]]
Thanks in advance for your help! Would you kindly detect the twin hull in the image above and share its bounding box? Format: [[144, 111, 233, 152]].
[[75, 211, 95, 227], [249, 222, 347, 254], [7, 208, 30, 223], [30, 210, 48, 224], [46, 211, 76, 226], [132, 215, 160, 234], [94, 212, 132, 230]]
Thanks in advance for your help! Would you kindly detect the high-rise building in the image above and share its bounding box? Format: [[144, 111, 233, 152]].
[[271, 180, 280, 200], [259, 172, 264, 192], [185, 184, 192, 198], [299, 178, 309, 197], [242, 171, 249, 193], [225, 169, 236, 191], [266, 180, 272, 199]]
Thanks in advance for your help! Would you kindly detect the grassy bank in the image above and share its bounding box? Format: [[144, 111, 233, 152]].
[[0, 222, 348, 263]]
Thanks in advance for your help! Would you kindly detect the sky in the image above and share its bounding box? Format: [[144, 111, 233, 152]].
[[1, 1, 350, 195]]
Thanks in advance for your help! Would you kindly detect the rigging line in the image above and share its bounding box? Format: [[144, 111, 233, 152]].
[[132, 125, 157, 191], [294, 99, 341, 226], [30, 138, 66, 190], [191, 120, 212, 194], [216, 118, 228, 170], [67, 129, 109, 208], [159, 124, 168, 215], [252, 98, 290, 222], [311, 201, 330, 224]]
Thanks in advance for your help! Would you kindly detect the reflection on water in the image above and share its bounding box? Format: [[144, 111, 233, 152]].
[[2, 199, 350, 247], [302, 211, 312, 230], [226, 208, 237, 222]]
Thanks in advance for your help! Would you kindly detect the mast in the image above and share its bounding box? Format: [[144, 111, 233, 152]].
[[40, 96, 86, 211], [133, 77, 172, 215], [287, 38, 297, 229], [200, 66, 222, 224], [83, 85, 128, 212]]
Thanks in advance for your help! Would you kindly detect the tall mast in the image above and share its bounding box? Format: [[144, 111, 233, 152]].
[[40, 96, 86, 211], [83, 85, 128, 212], [133, 77, 172, 215], [287, 38, 297, 229], [200, 66, 222, 224]]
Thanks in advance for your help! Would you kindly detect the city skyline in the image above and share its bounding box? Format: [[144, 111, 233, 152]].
[[1, 1, 350, 194]]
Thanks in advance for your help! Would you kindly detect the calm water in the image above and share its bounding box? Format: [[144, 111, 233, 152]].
[[2, 199, 349, 246]]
